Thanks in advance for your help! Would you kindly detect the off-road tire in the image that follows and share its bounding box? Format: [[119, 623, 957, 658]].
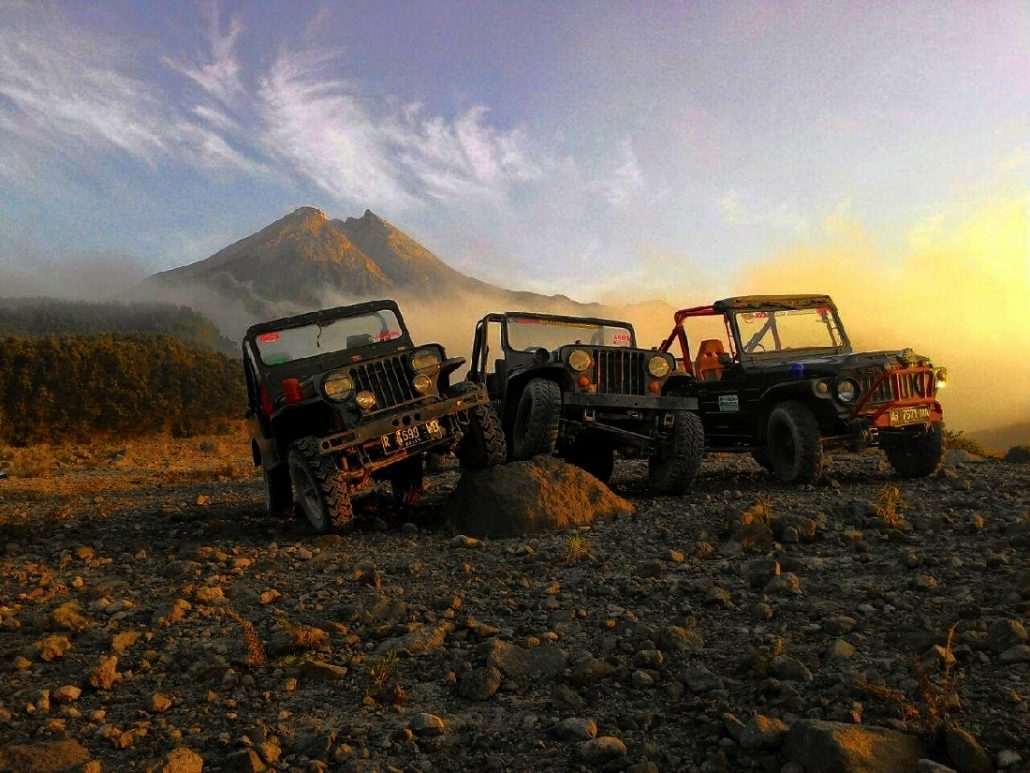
[[566, 439, 615, 483], [648, 411, 705, 494], [390, 455, 425, 507], [512, 378, 561, 460], [263, 465, 293, 516], [751, 447, 775, 473], [457, 404, 507, 470], [884, 423, 944, 478], [766, 401, 823, 484], [288, 437, 352, 533]]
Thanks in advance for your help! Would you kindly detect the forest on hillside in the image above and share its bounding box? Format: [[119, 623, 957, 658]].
[[0, 297, 237, 356], [0, 334, 245, 445]]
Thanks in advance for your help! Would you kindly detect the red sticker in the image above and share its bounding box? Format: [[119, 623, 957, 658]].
[[258, 332, 280, 343], [377, 330, 401, 341]]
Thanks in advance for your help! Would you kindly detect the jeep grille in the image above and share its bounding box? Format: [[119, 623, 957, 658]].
[[349, 356, 417, 411], [860, 370, 936, 404], [593, 349, 646, 395]]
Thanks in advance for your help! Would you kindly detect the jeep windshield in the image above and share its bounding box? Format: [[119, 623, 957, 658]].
[[254, 310, 404, 365], [736, 307, 847, 355], [505, 315, 635, 351]]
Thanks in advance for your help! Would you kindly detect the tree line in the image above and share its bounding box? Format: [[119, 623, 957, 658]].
[[0, 298, 237, 356], [0, 334, 246, 445]]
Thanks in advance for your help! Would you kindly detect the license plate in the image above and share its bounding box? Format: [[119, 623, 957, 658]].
[[889, 407, 930, 427], [381, 419, 443, 453]]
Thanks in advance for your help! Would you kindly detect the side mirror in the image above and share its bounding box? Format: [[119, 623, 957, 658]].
[[717, 352, 733, 366]]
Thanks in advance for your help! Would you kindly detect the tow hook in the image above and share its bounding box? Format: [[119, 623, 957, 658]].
[[662, 413, 675, 428], [583, 408, 596, 422]]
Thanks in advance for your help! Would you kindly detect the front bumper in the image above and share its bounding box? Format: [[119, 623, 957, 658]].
[[564, 393, 699, 411], [316, 387, 489, 477]]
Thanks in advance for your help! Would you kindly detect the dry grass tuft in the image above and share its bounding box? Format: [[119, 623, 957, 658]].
[[564, 533, 595, 565], [874, 484, 907, 528], [366, 649, 406, 705], [224, 608, 268, 668]]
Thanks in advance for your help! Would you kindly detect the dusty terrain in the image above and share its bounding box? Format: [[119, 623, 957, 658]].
[[0, 429, 1028, 772]]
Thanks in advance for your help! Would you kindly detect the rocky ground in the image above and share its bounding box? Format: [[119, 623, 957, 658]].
[[0, 432, 1028, 772]]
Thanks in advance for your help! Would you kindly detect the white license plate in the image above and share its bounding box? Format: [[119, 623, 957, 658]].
[[889, 407, 930, 427], [381, 419, 443, 453]]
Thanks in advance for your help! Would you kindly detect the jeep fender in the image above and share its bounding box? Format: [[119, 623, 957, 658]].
[[754, 381, 838, 442], [502, 365, 573, 427]]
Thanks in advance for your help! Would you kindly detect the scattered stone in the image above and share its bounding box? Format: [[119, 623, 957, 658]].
[[409, 713, 446, 736], [784, 719, 924, 772], [769, 655, 813, 682], [443, 456, 633, 537], [145, 747, 204, 773], [999, 644, 1030, 663], [51, 685, 81, 703], [944, 727, 992, 773], [299, 660, 348, 681], [484, 639, 567, 680], [458, 666, 502, 701], [918, 760, 957, 773], [556, 717, 598, 741], [739, 713, 790, 750], [987, 619, 1027, 653], [51, 602, 90, 631], [86, 655, 121, 690], [765, 572, 803, 595], [151, 693, 173, 713], [825, 639, 856, 660], [0, 739, 92, 771], [578, 736, 627, 765], [34, 634, 72, 662]]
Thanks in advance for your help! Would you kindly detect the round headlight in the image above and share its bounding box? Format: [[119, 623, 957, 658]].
[[568, 349, 592, 372], [935, 367, 948, 389], [836, 379, 858, 403], [355, 390, 376, 410], [410, 349, 442, 375], [413, 374, 433, 394], [323, 372, 354, 401], [647, 355, 671, 378]]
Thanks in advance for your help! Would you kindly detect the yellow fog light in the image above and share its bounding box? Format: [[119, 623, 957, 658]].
[[355, 390, 376, 410], [323, 372, 354, 401], [935, 367, 948, 389], [647, 355, 671, 378], [836, 379, 858, 403], [413, 374, 433, 394], [568, 349, 592, 372]]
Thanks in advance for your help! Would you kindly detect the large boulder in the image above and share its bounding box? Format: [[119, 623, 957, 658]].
[[443, 456, 632, 538], [783, 719, 924, 772], [0, 739, 92, 772]]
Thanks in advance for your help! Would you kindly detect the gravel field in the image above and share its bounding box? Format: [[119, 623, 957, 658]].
[[0, 435, 1028, 772]]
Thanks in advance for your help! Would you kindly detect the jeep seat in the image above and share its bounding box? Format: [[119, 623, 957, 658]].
[[695, 339, 725, 381], [486, 358, 508, 396]]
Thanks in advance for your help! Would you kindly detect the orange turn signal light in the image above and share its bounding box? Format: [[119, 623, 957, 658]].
[[648, 380, 661, 394], [577, 375, 591, 388]]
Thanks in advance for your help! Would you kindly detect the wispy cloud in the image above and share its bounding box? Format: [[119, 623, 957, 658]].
[[0, 5, 260, 179], [258, 49, 545, 209]]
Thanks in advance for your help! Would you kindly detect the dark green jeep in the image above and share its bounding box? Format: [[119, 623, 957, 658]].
[[468, 311, 704, 493], [243, 300, 505, 532]]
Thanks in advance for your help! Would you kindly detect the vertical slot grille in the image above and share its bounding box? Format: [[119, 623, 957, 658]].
[[860, 371, 934, 404], [593, 349, 646, 395], [349, 356, 416, 411]]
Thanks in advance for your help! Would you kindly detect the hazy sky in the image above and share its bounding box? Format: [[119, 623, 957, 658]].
[[0, 0, 1026, 302]]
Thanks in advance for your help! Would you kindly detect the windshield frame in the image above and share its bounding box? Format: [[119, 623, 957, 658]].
[[730, 305, 851, 360], [245, 300, 413, 369], [501, 312, 637, 352]]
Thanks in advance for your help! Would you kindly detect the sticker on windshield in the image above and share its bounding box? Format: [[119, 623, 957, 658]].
[[377, 330, 401, 341], [612, 333, 632, 344], [257, 332, 280, 343], [717, 395, 739, 412]]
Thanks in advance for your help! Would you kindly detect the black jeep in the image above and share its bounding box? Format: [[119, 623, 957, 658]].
[[243, 300, 505, 532], [657, 294, 947, 483], [468, 311, 704, 493]]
